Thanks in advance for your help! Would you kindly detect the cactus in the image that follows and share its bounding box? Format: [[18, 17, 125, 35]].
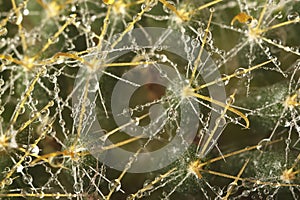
[[0, 0, 299, 199]]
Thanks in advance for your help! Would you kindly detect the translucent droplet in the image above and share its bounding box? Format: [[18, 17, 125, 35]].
[[249, 19, 258, 28], [131, 117, 140, 126], [22, 174, 33, 184], [167, 108, 177, 120], [30, 145, 39, 155], [183, 34, 190, 42], [143, 179, 153, 189], [226, 95, 235, 105], [9, 13, 23, 25], [49, 36, 59, 44], [160, 54, 167, 62], [54, 192, 61, 199], [209, 7, 215, 12], [59, 119, 66, 126], [56, 58, 64, 64], [141, 3, 147, 10], [207, 31, 212, 42], [137, 191, 145, 198], [227, 182, 238, 194], [5, 178, 13, 185], [16, 165, 24, 173], [287, 12, 299, 21], [0, 27, 7, 36], [133, 14, 141, 21], [156, 45, 163, 51], [257, 138, 270, 152], [39, 191, 45, 198], [263, 188, 269, 195], [276, 12, 283, 19], [24, 156, 32, 163], [160, 70, 167, 78], [71, 5, 76, 12], [109, 179, 121, 192], [23, 9, 29, 16], [73, 182, 81, 193], [191, 38, 200, 47], [4, 167, 10, 173], [234, 68, 247, 78], [216, 116, 226, 127]]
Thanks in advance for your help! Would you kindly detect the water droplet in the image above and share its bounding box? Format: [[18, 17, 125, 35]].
[[191, 38, 200, 47], [226, 96, 235, 105], [276, 12, 283, 19], [209, 7, 215, 12], [39, 191, 45, 198], [156, 45, 163, 51], [131, 117, 140, 126], [167, 108, 177, 120], [59, 119, 65, 126], [133, 14, 141, 21], [24, 156, 32, 163], [183, 34, 190, 42], [143, 179, 153, 189], [136, 191, 144, 198], [22, 174, 33, 184], [49, 36, 59, 44], [249, 19, 258, 28], [264, 188, 269, 195], [23, 9, 29, 16], [200, 31, 212, 43], [234, 68, 247, 78], [141, 3, 147, 10], [160, 70, 167, 77], [16, 165, 24, 173], [5, 178, 13, 185], [257, 138, 270, 152], [160, 54, 167, 62], [216, 116, 226, 127], [227, 182, 238, 194], [30, 145, 39, 154], [73, 182, 81, 193], [109, 179, 121, 192], [287, 12, 299, 21], [9, 13, 23, 25], [55, 192, 61, 199], [285, 138, 291, 145]]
